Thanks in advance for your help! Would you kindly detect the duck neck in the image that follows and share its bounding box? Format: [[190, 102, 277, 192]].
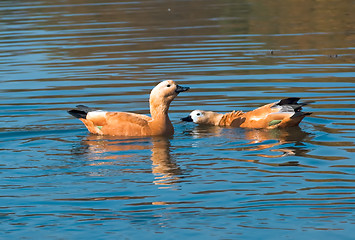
[[149, 98, 174, 136], [149, 94, 174, 135], [150, 103, 171, 122], [202, 111, 223, 125], [212, 113, 224, 125]]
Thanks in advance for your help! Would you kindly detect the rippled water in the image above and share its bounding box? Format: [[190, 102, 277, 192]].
[[1, 0, 354, 239]]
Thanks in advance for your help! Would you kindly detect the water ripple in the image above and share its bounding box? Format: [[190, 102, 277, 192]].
[[0, 0, 354, 239]]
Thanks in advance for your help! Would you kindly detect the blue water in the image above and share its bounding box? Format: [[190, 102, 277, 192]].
[[1, 0, 354, 239]]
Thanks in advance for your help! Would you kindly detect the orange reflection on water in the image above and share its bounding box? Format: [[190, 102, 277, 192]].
[[186, 124, 311, 159], [79, 135, 182, 187]]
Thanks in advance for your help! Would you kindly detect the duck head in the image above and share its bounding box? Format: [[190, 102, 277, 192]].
[[149, 80, 190, 112], [181, 110, 222, 125]]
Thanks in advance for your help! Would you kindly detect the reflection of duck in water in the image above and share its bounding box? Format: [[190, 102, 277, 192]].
[[182, 98, 311, 129], [243, 127, 311, 156], [184, 123, 311, 158], [68, 80, 189, 137], [73, 135, 182, 186], [149, 137, 183, 186]]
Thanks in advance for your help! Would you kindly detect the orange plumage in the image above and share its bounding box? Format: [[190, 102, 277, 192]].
[[68, 80, 189, 136], [182, 98, 311, 129]]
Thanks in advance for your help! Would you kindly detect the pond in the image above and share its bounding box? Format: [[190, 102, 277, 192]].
[[0, 0, 354, 239]]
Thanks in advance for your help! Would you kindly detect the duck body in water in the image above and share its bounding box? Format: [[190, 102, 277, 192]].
[[68, 80, 189, 136], [181, 98, 311, 129]]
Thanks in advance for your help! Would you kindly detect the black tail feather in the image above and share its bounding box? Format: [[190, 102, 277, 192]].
[[278, 97, 301, 106], [275, 98, 312, 114], [68, 105, 92, 119], [291, 111, 312, 119], [76, 105, 93, 112]]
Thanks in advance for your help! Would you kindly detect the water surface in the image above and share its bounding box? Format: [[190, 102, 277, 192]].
[[1, 0, 354, 239]]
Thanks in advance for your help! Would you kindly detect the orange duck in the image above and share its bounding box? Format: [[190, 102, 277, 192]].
[[181, 98, 311, 129], [68, 80, 189, 136]]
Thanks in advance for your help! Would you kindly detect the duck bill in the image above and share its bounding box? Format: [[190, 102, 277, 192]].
[[181, 115, 193, 122], [175, 85, 190, 93]]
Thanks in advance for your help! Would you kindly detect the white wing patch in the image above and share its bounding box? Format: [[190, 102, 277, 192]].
[[87, 110, 107, 119]]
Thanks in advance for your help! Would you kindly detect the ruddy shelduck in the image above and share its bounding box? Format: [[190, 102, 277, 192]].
[[181, 98, 311, 129], [68, 80, 190, 136]]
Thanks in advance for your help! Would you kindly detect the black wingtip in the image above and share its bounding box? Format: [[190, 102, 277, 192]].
[[291, 111, 312, 119], [278, 98, 301, 105], [75, 105, 93, 112], [68, 109, 87, 119], [278, 98, 314, 107], [68, 105, 92, 119], [272, 97, 313, 117]]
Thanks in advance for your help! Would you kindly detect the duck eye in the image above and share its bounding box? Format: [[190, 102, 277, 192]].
[[167, 84, 171, 87]]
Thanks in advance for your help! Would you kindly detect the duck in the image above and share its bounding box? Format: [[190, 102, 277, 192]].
[[181, 98, 311, 129], [68, 80, 189, 136]]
